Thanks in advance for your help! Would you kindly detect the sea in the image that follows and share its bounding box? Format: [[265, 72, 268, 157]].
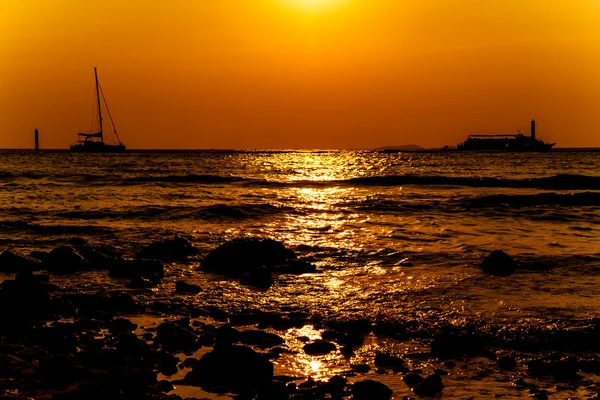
[[1, 149, 599, 398]]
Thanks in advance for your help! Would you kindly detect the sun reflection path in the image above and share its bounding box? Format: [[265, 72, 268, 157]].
[[270, 186, 368, 254], [274, 325, 348, 381]]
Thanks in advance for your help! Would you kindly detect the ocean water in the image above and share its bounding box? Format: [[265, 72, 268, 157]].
[[1, 149, 599, 398]]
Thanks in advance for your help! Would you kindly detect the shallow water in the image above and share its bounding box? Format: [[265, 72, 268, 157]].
[[1, 149, 599, 397]]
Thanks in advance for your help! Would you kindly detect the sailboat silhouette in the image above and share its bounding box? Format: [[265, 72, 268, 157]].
[[70, 68, 126, 153]]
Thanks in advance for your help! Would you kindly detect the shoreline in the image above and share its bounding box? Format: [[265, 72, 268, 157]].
[[1, 237, 599, 399]]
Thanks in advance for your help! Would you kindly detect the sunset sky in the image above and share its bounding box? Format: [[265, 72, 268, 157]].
[[1, 0, 599, 149]]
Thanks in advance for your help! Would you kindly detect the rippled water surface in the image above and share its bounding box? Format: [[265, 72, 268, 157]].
[[1, 149, 599, 398]]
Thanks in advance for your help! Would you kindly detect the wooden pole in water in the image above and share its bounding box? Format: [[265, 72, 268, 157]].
[[34, 128, 39, 152]]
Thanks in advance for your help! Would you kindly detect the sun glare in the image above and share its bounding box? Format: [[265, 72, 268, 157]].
[[277, 0, 350, 13]]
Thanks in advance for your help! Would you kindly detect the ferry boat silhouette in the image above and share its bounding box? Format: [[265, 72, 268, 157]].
[[457, 120, 555, 151]]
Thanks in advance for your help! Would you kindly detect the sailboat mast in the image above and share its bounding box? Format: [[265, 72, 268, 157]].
[[94, 67, 103, 142]]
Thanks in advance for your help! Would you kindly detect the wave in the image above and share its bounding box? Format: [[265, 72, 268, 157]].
[[0, 172, 249, 185], [126, 174, 250, 184], [344, 192, 600, 216], [50, 203, 290, 221], [5, 170, 600, 191], [242, 173, 600, 190], [200, 203, 291, 219], [341, 174, 600, 190], [465, 192, 600, 207], [0, 220, 112, 235], [351, 199, 435, 212]]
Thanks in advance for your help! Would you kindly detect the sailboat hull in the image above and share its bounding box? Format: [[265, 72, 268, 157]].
[[70, 141, 126, 153]]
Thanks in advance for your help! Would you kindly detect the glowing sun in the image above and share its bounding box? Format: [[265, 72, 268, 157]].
[[279, 0, 350, 13]]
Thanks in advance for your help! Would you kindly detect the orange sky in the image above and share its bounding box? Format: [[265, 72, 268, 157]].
[[1, 0, 599, 149]]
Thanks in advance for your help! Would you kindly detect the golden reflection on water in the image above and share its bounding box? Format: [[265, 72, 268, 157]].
[[271, 186, 367, 254], [274, 325, 347, 381], [291, 325, 322, 341], [284, 152, 364, 182]]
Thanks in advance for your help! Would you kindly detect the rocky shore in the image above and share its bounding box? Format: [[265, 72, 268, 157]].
[[1, 237, 599, 399]]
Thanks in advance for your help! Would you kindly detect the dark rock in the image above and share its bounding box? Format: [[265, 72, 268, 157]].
[[267, 346, 289, 359], [36, 354, 93, 384], [580, 357, 600, 373], [109, 259, 164, 279], [127, 277, 158, 288], [115, 365, 158, 396], [114, 332, 148, 357], [181, 357, 199, 368], [275, 258, 317, 274], [68, 293, 137, 315], [413, 373, 444, 396], [266, 381, 295, 399], [527, 355, 580, 379], [0, 250, 42, 272], [480, 249, 517, 275], [215, 325, 240, 344], [303, 340, 337, 356], [174, 316, 191, 328], [75, 244, 124, 270], [68, 237, 89, 246], [200, 237, 296, 276], [157, 351, 180, 376], [403, 372, 424, 388], [137, 236, 199, 261], [238, 330, 286, 349], [327, 318, 372, 335], [108, 318, 138, 335], [154, 380, 175, 393], [498, 355, 517, 369], [175, 280, 202, 293], [240, 266, 274, 288], [155, 322, 199, 352], [298, 377, 317, 389], [340, 344, 355, 356], [45, 246, 91, 273], [0, 277, 53, 321], [288, 311, 309, 328], [183, 345, 274, 394], [336, 332, 365, 348], [373, 321, 407, 339], [9, 271, 58, 293], [430, 333, 490, 359], [261, 313, 294, 330], [321, 330, 342, 341], [228, 310, 265, 326], [29, 250, 50, 263], [374, 352, 407, 372], [0, 272, 60, 294], [351, 363, 371, 373], [443, 360, 456, 368], [351, 379, 392, 400], [15, 270, 49, 283]]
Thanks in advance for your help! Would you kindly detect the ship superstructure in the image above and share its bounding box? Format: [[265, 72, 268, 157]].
[[457, 120, 554, 151]]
